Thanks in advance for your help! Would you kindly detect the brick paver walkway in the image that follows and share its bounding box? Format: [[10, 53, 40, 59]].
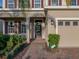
[[22, 37, 79, 59]]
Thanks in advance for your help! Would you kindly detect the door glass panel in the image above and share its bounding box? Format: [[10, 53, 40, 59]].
[[35, 22, 42, 37]]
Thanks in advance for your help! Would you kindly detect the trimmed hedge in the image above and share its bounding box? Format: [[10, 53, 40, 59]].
[[48, 34, 60, 48]]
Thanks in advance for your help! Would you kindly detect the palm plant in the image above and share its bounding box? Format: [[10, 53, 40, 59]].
[[66, 0, 71, 6], [20, 0, 30, 16]]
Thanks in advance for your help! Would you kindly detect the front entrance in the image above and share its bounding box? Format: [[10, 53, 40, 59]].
[[35, 20, 42, 38], [30, 17, 45, 39]]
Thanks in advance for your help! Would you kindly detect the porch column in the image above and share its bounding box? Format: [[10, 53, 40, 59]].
[[42, 22, 45, 39], [56, 19, 58, 34], [62, 0, 66, 6], [26, 17, 30, 43], [3, 21, 5, 34], [3, 0, 5, 9]]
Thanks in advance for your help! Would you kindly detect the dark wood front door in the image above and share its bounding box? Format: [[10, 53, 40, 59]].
[[35, 20, 42, 38]]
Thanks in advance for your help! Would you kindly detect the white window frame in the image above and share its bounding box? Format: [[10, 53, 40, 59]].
[[21, 22, 26, 34], [34, 0, 41, 8], [51, 0, 60, 6], [7, 0, 15, 8]]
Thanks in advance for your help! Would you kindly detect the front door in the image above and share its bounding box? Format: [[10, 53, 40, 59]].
[[35, 20, 42, 38]]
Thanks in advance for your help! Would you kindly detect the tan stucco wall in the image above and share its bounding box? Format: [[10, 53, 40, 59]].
[[48, 9, 79, 47], [48, 9, 79, 18], [48, 19, 56, 34]]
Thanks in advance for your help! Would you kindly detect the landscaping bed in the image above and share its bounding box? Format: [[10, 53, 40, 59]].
[[0, 34, 27, 59]]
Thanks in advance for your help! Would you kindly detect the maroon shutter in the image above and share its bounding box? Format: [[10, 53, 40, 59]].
[[77, 0, 79, 5], [5, 22, 8, 34], [5, 0, 7, 8], [48, 0, 51, 6], [18, 21, 21, 34], [59, 0, 62, 6], [32, 0, 34, 8], [41, 0, 43, 8], [14, 0, 17, 8]]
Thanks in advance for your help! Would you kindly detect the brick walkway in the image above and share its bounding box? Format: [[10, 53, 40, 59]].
[[22, 37, 79, 59]]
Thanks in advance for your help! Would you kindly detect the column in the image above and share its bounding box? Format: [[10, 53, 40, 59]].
[[3, 0, 5, 9], [42, 22, 45, 39], [62, 0, 66, 6], [26, 17, 30, 43], [46, 0, 48, 6], [17, 0, 19, 9], [3, 21, 5, 34], [56, 19, 58, 34]]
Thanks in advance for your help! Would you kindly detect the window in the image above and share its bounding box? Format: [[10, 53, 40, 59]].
[[8, 0, 15, 8], [71, 0, 77, 6], [21, 22, 26, 33], [8, 21, 15, 33], [0, 0, 3, 8], [58, 21, 63, 26], [19, 0, 29, 8], [34, 0, 41, 8], [73, 21, 78, 26], [65, 21, 70, 26], [51, 0, 58, 6], [51, 0, 61, 6]]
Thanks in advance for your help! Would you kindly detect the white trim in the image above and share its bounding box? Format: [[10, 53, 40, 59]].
[[0, 8, 44, 11], [56, 18, 58, 34], [45, 6, 79, 9], [3, 0, 5, 9], [0, 20, 5, 34], [46, 0, 48, 6], [62, 0, 66, 6], [56, 18, 79, 20]]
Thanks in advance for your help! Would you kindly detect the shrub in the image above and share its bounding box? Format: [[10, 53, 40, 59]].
[[6, 36, 14, 51], [48, 34, 60, 48]]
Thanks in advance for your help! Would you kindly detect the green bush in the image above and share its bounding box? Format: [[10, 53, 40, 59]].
[[6, 36, 14, 51], [0, 34, 27, 57], [48, 34, 60, 48]]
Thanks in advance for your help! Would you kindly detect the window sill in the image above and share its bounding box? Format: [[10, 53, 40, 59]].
[[45, 6, 79, 10], [0, 8, 43, 10]]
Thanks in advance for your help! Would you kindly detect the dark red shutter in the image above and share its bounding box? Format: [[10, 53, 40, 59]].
[[77, 0, 79, 5], [59, 0, 62, 6], [5, 22, 8, 34], [14, 0, 17, 8], [48, 0, 51, 6], [18, 21, 21, 34], [5, 0, 7, 8], [41, 0, 43, 8], [32, 0, 34, 8]]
